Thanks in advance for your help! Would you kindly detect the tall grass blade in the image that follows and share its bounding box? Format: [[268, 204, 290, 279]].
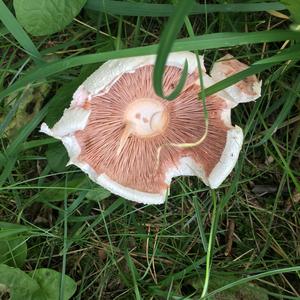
[[205, 266, 300, 299], [254, 74, 300, 147], [205, 43, 300, 97], [1, 30, 298, 103], [153, 0, 194, 100], [125, 250, 142, 300], [0, 0, 42, 63], [86, 0, 285, 17]]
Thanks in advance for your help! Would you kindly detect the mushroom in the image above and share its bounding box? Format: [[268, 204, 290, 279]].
[[40, 52, 261, 204], [210, 54, 262, 103]]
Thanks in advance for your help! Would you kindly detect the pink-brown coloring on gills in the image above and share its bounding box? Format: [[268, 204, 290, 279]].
[[40, 52, 262, 204]]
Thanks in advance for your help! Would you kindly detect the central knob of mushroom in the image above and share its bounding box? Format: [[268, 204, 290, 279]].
[[124, 98, 168, 137]]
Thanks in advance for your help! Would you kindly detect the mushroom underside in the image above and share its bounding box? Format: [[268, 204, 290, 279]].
[[41, 52, 261, 204], [74, 65, 240, 198]]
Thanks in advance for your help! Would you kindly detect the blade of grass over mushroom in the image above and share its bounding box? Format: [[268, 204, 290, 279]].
[[204, 43, 300, 96], [0, 0, 42, 63], [85, 0, 286, 17], [185, 15, 209, 131], [153, 0, 194, 100], [1, 30, 299, 103], [184, 17, 207, 98], [155, 16, 211, 155]]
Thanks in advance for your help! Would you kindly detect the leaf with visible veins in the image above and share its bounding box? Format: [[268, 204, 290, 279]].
[[13, 0, 87, 36]]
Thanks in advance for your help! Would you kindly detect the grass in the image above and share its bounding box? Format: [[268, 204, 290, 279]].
[[0, 0, 300, 299]]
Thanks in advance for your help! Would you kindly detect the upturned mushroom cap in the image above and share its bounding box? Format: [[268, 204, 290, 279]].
[[40, 51, 261, 204]]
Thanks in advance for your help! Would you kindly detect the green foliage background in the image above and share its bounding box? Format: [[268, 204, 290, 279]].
[[0, 0, 299, 299]]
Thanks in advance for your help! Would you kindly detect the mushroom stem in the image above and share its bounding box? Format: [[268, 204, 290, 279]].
[[117, 123, 133, 156]]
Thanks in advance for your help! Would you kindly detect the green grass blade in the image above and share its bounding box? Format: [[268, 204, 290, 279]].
[[85, 0, 285, 17], [204, 266, 300, 299], [80, 198, 124, 237], [0, 91, 23, 136], [59, 176, 69, 300], [125, 250, 142, 300], [280, 0, 300, 24], [192, 197, 208, 252], [253, 75, 300, 147], [266, 125, 300, 192], [205, 43, 300, 97], [200, 190, 219, 298], [153, 0, 194, 100], [1, 30, 299, 103], [0, 0, 42, 62]]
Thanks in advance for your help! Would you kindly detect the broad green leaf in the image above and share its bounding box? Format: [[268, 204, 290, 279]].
[[0, 222, 28, 268], [0, 264, 40, 300], [13, 0, 87, 36], [29, 268, 77, 300], [0, 264, 76, 300], [280, 0, 300, 24]]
